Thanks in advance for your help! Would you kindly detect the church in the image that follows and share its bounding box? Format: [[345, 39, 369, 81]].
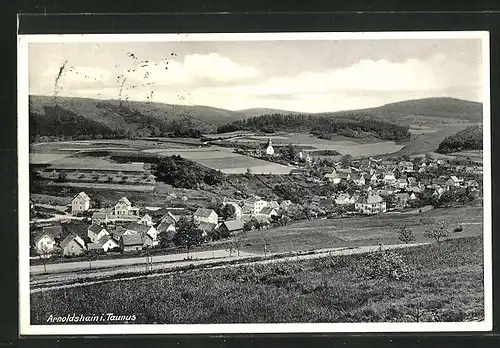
[[265, 138, 274, 156]]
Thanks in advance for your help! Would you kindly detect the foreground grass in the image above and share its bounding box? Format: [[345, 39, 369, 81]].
[[31, 236, 484, 324]]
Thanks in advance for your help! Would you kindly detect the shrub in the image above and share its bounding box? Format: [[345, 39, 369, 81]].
[[358, 250, 414, 281]]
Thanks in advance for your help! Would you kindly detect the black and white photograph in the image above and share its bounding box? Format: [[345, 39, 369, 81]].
[[18, 31, 491, 334]]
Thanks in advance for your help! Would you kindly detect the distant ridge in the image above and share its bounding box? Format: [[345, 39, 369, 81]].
[[29, 95, 482, 141]]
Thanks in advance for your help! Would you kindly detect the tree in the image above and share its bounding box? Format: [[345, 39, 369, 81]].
[[37, 244, 58, 274], [341, 154, 353, 169], [397, 225, 416, 244], [172, 218, 204, 258], [218, 204, 236, 221], [158, 230, 174, 248], [280, 143, 297, 162], [424, 222, 450, 243]]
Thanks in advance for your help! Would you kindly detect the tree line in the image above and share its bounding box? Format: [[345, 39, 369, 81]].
[[217, 113, 411, 142]]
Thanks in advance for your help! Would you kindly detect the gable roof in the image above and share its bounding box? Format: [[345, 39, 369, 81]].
[[117, 197, 132, 206], [88, 223, 105, 234], [60, 234, 86, 249], [159, 211, 179, 224], [197, 222, 217, 232], [33, 231, 56, 244], [125, 222, 151, 234], [121, 234, 143, 246], [73, 191, 91, 202], [157, 220, 175, 233], [259, 207, 277, 215], [221, 219, 244, 232], [358, 194, 384, 204], [42, 225, 63, 238], [194, 208, 217, 218]]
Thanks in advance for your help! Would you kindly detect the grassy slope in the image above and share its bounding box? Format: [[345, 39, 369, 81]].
[[387, 123, 477, 157], [31, 236, 484, 324]]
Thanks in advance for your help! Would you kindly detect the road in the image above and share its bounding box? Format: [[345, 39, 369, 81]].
[[30, 249, 257, 275], [30, 242, 428, 293]]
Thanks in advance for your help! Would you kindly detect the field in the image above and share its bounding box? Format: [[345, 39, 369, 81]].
[[31, 236, 484, 324], [237, 205, 483, 254], [217, 132, 405, 158]]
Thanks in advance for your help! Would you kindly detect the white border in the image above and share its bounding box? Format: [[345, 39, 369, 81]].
[[18, 31, 492, 335]]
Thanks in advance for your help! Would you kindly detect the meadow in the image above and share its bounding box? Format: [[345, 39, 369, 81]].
[[31, 236, 484, 324], [237, 205, 483, 254]]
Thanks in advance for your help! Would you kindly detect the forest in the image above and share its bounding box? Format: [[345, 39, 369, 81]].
[[437, 126, 483, 154], [217, 113, 411, 142]]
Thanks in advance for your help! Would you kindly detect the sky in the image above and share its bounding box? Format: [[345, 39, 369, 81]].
[[28, 38, 485, 113]]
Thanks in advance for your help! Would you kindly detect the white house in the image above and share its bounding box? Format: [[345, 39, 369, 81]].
[[100, 235, 120, 252], [397, 178, 408, 189], [60, 234, 87, 257], [354, 194, 387, 215], [351, 173, 366, 186], [71, 191, 91, 214], [33, 232, 56, 255], [87, 223, 110, 243], [398, 161, 414, 173], [138, 214, 154, 226], [112, 197, 140, 216], [335, 193, 355, 205], [369, 173, 378, 184], [193, 208, 219, 225], [447, 176, 463, 187], [324, 172, 341, 184], [265, 138, 274, 156], [258, 207, 279, 218], [243, 199, 268, 215], [383, 173, 397, 186]]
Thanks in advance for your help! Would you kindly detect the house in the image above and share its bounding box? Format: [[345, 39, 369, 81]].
[[156, 219, 176, 235], [197, 222, 218, 234], [354, 194, 387, 215], [112, 197, 140, 217], [398, 161, 414, 173], [265, 138, 274, 156], [397, 178, 408, 189], [409, 192, 417, 200], [158, 211, 179, 225], [71, 191, 91, 214], [335, 193, 355, 205], [243, 199, 268, 215], [141, 233, 155, 248], [258, 207, 279, 218], [267, 201, 280, 210], [324, 172, 341, 184], [138, 214, 154, 226], [217, 219, 244, 235], [33, 231, 56, 255], [446, 176, 463, 187], [86, 242, 105, 255], [193, 208, 218, 225], [351, 173, 366, 186], [426, 185, 445, 198], [99, 235, 120, 252], [42, 225, 63, 241], [91, 211, 109, 225], [60, 234, 87, 257], [280, 200, 293, 210], [383, 173, 397, 186], [120, 234, 143, 252], [125, 222, 158, 242], [110, 226, 135, 242], [87, 224, 110, 243], [369, 173, 378, 184], [298, 151, 312, 164]]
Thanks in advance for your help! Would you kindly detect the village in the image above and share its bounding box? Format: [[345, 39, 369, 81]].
[[29, 137, 483, 262]]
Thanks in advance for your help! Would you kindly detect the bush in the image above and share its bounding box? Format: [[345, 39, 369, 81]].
[[358, 250, 414, 281]]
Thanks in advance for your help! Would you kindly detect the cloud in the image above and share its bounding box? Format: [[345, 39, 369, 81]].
[[125, 53, 260, 87]]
